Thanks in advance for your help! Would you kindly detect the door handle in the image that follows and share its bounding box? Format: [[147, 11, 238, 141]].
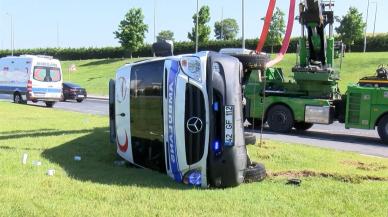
[[118, 113, 126, 117]]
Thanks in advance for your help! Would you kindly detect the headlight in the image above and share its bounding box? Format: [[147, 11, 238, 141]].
[[180, 56, 202, 82], [183, 170, 202, 186]]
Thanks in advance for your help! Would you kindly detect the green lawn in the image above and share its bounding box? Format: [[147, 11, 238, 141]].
[[61, 52, 388, 96], [1, 102, 388, 217], [61, 58, 144, 96]]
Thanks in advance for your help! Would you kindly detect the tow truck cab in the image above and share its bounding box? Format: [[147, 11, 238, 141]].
[[110, 51, 248, 188]]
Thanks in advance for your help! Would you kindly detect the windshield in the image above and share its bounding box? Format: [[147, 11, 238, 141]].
[[130, 60, 165, 173], [33, 67, 61, 82]]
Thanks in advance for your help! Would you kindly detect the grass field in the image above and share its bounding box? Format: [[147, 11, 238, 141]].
[[1, 102, 388, 217], [61, 52, 388, 96]]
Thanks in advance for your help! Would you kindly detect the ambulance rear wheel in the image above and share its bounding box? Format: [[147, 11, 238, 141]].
[[45, 101, 55, 108], [244, 132, 257, 145], [13, 92, 23, 104], [377, 115, 388, 145], [244, 162, 266, 183], [232, 54, 269, 71]]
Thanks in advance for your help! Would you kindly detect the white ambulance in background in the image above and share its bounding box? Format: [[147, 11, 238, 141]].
[[0, 55, 63, 107]]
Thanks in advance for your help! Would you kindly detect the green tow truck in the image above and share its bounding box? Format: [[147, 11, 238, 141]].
[[242, 0, 388, 144]]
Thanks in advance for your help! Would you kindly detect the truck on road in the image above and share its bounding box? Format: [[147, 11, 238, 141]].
[[241, 0, 388, 144]]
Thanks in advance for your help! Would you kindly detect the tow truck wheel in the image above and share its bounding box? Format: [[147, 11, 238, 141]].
[[294, 122, 314, 131], [377, 115, 388, 144], [244, 162, 266, 183], [267, 105, 294, 133]]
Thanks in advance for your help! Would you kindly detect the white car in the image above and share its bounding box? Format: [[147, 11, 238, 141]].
[[109, 52, 266, 188]]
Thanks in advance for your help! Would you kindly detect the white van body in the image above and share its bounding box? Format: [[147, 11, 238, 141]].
[[0, 55, 63, 107], [110, 52, 248, 188]]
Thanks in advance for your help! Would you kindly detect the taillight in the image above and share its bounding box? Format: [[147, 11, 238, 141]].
[[27, 80, 32, 92]]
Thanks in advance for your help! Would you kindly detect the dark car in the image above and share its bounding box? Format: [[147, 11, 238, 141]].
[[62, 82, 87, 102]]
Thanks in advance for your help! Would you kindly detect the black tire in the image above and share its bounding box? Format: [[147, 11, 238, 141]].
[[377, 115, 388, 144], [109, 79, 116, 144], [244, 132, 257, 145], [231, 54, 269, 71], [45, 101, 55, 108], [294, 122, 314, 131], [13, 92, 23, 104], [244, 162, 266, 183], [267, 105, 294, 133], [76, 99, 84, 103]]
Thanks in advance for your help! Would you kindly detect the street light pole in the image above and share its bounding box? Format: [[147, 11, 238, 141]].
[[57, 22, 59, 48], [221, 7, 224, 40], [371, 2, 378, 37], [195, 0, 199, 53], [154, 0, 156, 43], [242, 0, 245, 49], [363, 0, 370, 53], [6, 13, 14, 56]]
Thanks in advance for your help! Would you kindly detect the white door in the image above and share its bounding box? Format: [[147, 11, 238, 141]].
[[115, 66, 133, 162]]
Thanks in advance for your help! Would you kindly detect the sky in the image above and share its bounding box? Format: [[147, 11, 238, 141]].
[[0, 0, 387, 49]]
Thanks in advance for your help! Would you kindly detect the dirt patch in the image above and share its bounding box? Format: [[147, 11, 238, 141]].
[[341, 160, 388, 171], [268, 170, 388, 183]]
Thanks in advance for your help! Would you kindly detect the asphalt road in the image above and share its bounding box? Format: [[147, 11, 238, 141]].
[[1, 94, 388, 157]]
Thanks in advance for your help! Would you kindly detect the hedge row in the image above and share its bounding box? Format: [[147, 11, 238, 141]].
[[0, 35, 387, 61]]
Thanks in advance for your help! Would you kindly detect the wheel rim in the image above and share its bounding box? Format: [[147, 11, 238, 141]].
[[15, 95, 21, 103], [274, 111, 287, 125], [385, 123, 388, 135]]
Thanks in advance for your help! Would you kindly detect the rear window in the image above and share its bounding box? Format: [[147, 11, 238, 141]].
[[33, 67, 61, 82], [64, 82, 80, 88]]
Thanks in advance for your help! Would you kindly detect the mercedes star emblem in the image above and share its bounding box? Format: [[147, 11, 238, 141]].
[[186, 117, 203, 134]]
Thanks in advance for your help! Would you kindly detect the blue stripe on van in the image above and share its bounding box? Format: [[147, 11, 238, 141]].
[[167, 60, 183, 182], [0, 85, 61, 94], [0, 85, 27, 93], [32, 88, 62, 93]]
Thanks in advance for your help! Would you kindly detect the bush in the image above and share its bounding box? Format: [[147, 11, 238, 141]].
[[0, 35, 386, 61]]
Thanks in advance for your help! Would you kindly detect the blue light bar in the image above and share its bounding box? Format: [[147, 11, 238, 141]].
[[213, 102, 219, 111], [213, 140, 222, 156]]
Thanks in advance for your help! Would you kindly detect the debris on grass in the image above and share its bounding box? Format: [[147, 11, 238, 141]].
[[21, 153, 28, 165], [47, 169, 55, 176], [286, 178, 302, 186], [269, 170, 388, 183], [74, 156, 82, 161], [32, 160, 42, 166], [113, 160, 126, 167]]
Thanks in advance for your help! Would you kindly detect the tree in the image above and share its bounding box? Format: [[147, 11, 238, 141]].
[[335, 7, 366, 52], [114, 8, 148, 58], [188, 6, 211, 43], [214, 18, 239, 40], [157, 30, 174, 42], [266, 7, 286, 53]]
